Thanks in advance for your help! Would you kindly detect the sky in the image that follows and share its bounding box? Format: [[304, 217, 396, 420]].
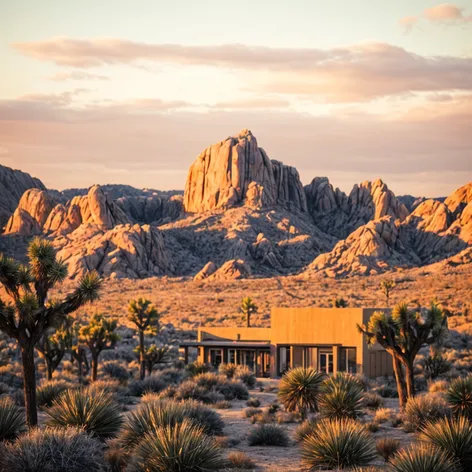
[[0, 1, 471, 197]]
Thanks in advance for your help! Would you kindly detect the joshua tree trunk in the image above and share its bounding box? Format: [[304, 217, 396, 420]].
[[91, 351, 99, 381], [46, 360, 53, 381], [392, 355, 407, 409], [21, 344, 38, 428], [146, 362, 152, 377], [139, 331, 145, 380], [404, 360, 416, 399]]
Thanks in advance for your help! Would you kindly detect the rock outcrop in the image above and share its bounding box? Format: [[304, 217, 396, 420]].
[[305, 177, 409, 238], [184, 129, 307, 213], [206, 259, 252, 280], [4, 189, 55, 235], [0, 165, 45, 229], [194, 261, 217, 281], [115, 195, 183, 225], [55, 224, 175, 279]]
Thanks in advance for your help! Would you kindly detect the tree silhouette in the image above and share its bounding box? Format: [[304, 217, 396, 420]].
[[0, 237, 102, 427], [79, 313, 119, 381], [240, 297, 258, 328], [127, 298, 159, 380]]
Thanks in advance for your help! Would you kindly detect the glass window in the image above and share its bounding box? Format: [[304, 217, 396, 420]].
[[228, 349, 236, 364], [339, 348, 357, 373], [209, 349, 223, 368], [279, 347, 290, 374]]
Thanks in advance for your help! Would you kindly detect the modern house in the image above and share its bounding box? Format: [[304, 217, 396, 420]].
[[180, 307, 394, 378]]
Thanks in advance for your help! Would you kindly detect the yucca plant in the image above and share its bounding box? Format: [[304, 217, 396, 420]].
[[301, 418, 376, 470], [420, 416, 472, 471], [319, 372, 364, 419], [36, 380, 69, 408], [0, 397, 26, 441], [127, 419, 226, 472], [119, 399, 224, 449], [247, 424, 289, 446], [0, 427, 106, 472], [278, 367, 324, 419], [0, 238, 102, 426], [389, 443, 458, 472], [46, 387, 123, 439], [446, 375, 472, 419]]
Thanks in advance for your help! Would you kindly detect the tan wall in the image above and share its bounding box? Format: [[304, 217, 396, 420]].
[[198, 327, 272, 342]]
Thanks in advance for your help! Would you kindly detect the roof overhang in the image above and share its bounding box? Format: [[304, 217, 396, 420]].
[[180, 340, 271, 348]]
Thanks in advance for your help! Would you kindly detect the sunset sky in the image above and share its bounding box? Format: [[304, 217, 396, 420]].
[[1, 0, 471, 197]]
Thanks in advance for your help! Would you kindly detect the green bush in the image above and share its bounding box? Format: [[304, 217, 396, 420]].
[[36, 380, 69, 408], [0, 427, 106, 472], [446, 375, 472, 419], [0, 397, 26, 441], [127, 419, 225, 472], [376, 437, 400, 462], [46, 388, 123, 440], [319, 373, 365, 420], [389, 443, 458, 472], [421, 416, 472, 471], [404, 394, 451, 431], [278, 367, 324, 418], [119, 399, 224, 449], [248, 424, 289, 447], [301, 418, 376, 470]]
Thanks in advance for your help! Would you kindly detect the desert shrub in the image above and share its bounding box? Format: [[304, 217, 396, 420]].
[[276, 411, 298, 423], [227, 451, 256, 469], [218, 363, 238, 378], [363, 392, 384, 409], [100, 360, 129, 383], [0, 427, 105, 472], [446, 375, 472, 419], [185, 361, 211, 378], [389, 443, 458, 472], [351, 467, 385, 472], [278, 367, 324, 418], [0, 382, 9, 395], [87, 379, 132, 405], [391, 414, 403, 428], [45, 388, 123, 440], [129, 375, 166, 397], [36, 380, 70, 408], [194, 372, 223, 390], [319, 373, 364, 420], [214, 400, 232, 409], [154, 385, 177, 400], [104, 439, 127, 472], [235, 365, 256, 388], [423, 353, 452, 379], [301, 418, 376, 470], [217, 379, 249, 400], [248, 424, 289, 447], [420, 416, 472, 471], [119, 399, 224, 449], [244, 407, 263, 418], [295, 418, 318, 442], [0, 365, 23, 389], [268, 402, 280, 414], [175, 379, 213, 403], [250, 410, 274, 424], [377, 384, 398, 398], [376, 437, 400, 462], [429, 379, 449, 393], [374, 407, 393, 423], [404, 394, 451, 431], [0, 397, 26, 441], [154, 367, 183, 385], [364, 421, 380, 433], [126, 419, 226, 472], [246, 396, 261, 407]]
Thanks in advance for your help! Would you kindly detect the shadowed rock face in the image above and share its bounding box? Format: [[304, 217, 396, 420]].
[[0, 165, 45, 229], [184, 129, 307, 213]]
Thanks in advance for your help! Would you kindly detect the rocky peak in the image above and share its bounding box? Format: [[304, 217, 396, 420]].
[[184, 129, 307, 213], [444, 182, 472, 217]]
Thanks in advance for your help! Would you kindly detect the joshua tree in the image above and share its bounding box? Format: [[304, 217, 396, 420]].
[[334, 297, 348, 308], [240, 297, 258, 328], [79, 313, 119, 381], [0, 238, 102, 427], [358, 301, 448, 407], [140, 344, 170, 376], [379, 279, 396, 307], [127, 298, 159, 380], [36, 316, 73, 380]]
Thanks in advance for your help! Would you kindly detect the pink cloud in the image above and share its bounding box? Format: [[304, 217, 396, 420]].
[[399, 16, 419, 33], [49, 71, 109, 81], [424, 3, 472, 22]]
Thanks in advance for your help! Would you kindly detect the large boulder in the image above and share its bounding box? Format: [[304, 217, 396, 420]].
[[206, 259, 252, 280], [184, 129, 307, 213], [4, 189, 55, 235], [0, 164, 45, 230]]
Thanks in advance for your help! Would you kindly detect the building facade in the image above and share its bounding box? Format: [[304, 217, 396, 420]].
[[180, 307, 394, 378]]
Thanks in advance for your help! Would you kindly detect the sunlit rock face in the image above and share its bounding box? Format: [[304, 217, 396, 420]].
[[184, 129, 307, 213]]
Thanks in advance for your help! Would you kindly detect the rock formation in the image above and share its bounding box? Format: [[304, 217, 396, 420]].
[[115, 195, 183, 225], [206, 259, 252, 280], [4, 189, 55, 235], [0, 165, 45, 229], [194, 261, 217, 281], [184, 129, 307, 213]]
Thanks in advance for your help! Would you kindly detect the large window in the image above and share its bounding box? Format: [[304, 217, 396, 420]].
[[278, 346, 291, 374], [319, 349, 334, 374], [339, 347, 357, 373], [209, 349, 223, 368]]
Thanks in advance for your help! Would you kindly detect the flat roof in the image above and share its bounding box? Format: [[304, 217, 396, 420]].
[[180, 341, 271, 348]]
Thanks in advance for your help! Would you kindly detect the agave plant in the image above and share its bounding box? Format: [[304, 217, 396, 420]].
[[319, 373, 364, 420], [127, 419, 225, 472], [389, 443, 459, 472], [278, 367, 324, 419], [420, 416, 472, 471], [0, 397, 26, 441], [0, 427, 105, 472], [301, 418, 376, 470], [446, 375, 472, 420], [45, 387, 123, 440]]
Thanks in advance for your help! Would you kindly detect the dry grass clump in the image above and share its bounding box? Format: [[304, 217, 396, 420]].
[[295, 418, 318, 442], [246, 396, 261, 407], [374, 407, 393, 424], [429, 379, 450, 393], [403, 393, 451, 431], [363, 391, 384, 409], [227, 451, 256, 469], [376, 437, 401, 462], [247, 424, 289, 447]]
